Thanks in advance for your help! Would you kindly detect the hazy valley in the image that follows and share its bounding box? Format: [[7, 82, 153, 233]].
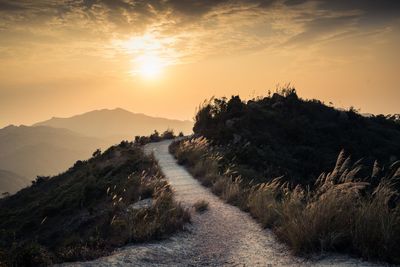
[[0, 108, 193, 195]]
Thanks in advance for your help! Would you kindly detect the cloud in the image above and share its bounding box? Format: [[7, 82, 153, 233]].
[[284, 14, 360, 46], [0, 1, 26, 11], [0, 0, 398, 65]]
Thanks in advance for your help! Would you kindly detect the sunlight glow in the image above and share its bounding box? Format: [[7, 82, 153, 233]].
[[113, 33, 181, 79], [135, 54, 164, 78]]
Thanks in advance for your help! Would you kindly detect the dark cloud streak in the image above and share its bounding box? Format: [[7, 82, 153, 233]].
[[0, 0, 399, 54], [1, 0, 399, 24], [0, 0, 26, 11]]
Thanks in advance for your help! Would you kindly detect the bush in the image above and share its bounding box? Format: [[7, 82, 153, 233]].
[[134, 129, 176, 145], [161, 129, 175, 140]]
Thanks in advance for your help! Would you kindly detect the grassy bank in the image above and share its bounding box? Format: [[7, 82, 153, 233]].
[[0, 141, 190, 266], [170, 137, 400, 264]]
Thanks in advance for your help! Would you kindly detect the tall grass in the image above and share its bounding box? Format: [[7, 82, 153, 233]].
[[171, 138, 400, 264], [0, 142, 190, 265]]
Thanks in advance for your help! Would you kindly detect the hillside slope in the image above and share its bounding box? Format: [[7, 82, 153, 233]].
[[193, 90, 400, 184], [0, 141, 189, 265], [34, 108, 193, 143], [0, 125, 107, 182], [171, 90, 400, 264], [69, 140, 380, 267]]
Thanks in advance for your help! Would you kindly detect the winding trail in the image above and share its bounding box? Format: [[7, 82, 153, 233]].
[[65, 140, 384, 267]]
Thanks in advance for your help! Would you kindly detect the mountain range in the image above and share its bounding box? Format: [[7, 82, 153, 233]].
[[34, 108, 193, 143], [0, 108, 193, 195], [0, 169, 27, 195]]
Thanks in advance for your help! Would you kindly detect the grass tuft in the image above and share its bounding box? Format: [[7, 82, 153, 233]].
[[193, 200, 209, 213]]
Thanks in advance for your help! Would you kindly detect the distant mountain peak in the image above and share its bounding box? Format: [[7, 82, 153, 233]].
[[3, 124, 17, 130], [32, 108, 193, 143]]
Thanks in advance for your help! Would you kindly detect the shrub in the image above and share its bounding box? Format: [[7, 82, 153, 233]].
[[134, 129, 176, 145], [161, 129, 175, 140]]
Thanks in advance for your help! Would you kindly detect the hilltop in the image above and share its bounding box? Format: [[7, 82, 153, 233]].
[[193, 89, 400, 184]]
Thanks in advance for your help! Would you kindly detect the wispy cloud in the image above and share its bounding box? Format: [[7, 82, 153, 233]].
[[0, 0, 398, 67]]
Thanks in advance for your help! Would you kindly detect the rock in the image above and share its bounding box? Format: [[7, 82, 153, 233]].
[[128, 198, 153, 211]]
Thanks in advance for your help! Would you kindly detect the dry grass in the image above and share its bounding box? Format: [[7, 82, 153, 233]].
[[171, 138, 400, 264], [0, 143, 191, 265], [247, 180, 286, 228], [193, 200, 209, 213], [119, 186, 190, 243]]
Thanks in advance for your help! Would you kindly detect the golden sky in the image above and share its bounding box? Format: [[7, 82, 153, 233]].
[[0, 0, 399, 127]]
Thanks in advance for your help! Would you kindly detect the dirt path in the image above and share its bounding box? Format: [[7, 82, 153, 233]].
[[65, 140, 384, 266]]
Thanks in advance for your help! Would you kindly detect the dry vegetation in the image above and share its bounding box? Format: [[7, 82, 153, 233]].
[[134, 129, 183, 145], [0, 141, 190, 266], [193, 200, 209, 213], [170, 137, 400, 264]]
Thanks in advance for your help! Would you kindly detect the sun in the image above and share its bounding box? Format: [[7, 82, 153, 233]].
[[115, 33, 180, 79], [135, 54, 164, 79]]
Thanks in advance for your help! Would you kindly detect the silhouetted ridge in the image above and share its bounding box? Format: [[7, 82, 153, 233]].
[[34, 107, 193, 144], [193, 89, 400, 184]]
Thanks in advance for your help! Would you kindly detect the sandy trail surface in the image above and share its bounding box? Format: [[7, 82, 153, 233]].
[[63, 140, 384, 267]]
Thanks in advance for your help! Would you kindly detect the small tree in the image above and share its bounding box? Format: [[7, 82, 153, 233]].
[[161, 129, 175, 139], [150, 130, 160, 142], [32, 176, 50, 186], [92, 149, 101, 158]]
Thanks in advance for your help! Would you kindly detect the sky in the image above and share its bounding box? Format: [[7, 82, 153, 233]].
[[0, 0, 399, 127]]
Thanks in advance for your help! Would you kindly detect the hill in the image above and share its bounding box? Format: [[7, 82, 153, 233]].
[[34, 108, 193, 144], [0, 170, 27, 196], [0, 141, 189, 265], [170, 89, 400, 263], [193, 89, 400, 184], [0, 125, 107, 187]]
